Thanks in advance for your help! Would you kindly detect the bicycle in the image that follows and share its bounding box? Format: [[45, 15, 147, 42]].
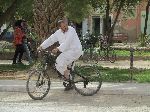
[[97, 34, 116, 63], [26, 50, 102, 100], [80, 34, 99, 62]]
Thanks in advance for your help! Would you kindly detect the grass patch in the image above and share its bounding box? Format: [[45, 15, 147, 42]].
[[84, 49, 150, 57], [101, 67, 150, 83], [101, 68, 130, 82], [1, 64, 150, 83], [115, 50, 130, 56], [133, 69, 150, 83], [0, 49, 15, 53], [76, 65, 150, 83], [0, 64, 31, 72], [115, 50, 150, 57]]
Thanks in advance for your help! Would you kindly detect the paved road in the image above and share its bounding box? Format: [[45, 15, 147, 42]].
[[1, 80, 150, 96], [0, 91, 150, 112], [1, 60, 150, 69], [79, 60, 150, 69]]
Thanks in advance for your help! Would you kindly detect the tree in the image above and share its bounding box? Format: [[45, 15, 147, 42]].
[[0, 0, 34, 27], [0, 0, 18, 27], [64, 0, 92, 23], [90, 0, 142, 44], [0, 0, 34, 39], [33, 0, 65, 39], [0, 0, 91, 40], [0, 0, 142, 42], [33, 0, 92, 39], [144, 0, 150, 36]]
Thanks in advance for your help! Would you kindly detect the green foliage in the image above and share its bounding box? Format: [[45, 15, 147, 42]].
[[88, 0, 142, 16], [15, 0, 34, 24], [121, 0, 142, 19], [0, 0, 13, 12], [0, 0, 33, 25], [138, 33, 150, 47], [112, 50, 150, 57], [134, 69, 150, 83], [0, 0, 143, 25], [64, 0, 92, 23]]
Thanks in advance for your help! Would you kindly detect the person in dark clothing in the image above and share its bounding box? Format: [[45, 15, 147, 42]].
[[12, 20, 25, 64], [21, 20, 33, 64]]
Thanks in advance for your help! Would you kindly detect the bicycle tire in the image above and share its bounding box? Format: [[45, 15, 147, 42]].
[[73, 65, 102, 96], [26, 69, 51, 100]]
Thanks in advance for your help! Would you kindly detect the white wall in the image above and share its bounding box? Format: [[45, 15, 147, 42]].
[[82, 18, 88, 35]]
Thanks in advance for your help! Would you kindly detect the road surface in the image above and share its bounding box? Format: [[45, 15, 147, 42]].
[[0, 91, 150, 112]]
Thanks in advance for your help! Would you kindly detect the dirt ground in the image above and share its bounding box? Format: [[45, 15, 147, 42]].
[[0, 71, 27, 80]]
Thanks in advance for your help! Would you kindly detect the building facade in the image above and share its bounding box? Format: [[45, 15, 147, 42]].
[[80, 1, 149, 42]]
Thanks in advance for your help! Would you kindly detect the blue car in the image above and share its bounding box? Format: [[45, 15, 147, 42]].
[[1, 32, 14, 42]]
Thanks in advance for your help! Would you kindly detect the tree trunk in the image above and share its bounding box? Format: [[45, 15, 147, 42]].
[[33, 0, 64, 40], [144, 0, 150, 36], [109, 0, 125, 44], [105, 0, 110, 36]]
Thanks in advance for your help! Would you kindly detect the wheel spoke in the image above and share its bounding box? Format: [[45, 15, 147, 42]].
[[73, 66, 102, 96], [26, 70, 50, 100]]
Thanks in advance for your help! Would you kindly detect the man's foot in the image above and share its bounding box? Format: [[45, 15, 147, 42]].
[[63, 81, 74, 91]]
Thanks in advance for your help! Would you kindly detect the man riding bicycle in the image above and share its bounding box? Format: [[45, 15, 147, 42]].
[[37, 18, 83, 81]]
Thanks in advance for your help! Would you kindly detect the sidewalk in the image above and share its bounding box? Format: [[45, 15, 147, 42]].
[[0, 80, 150, 95], [1, 60, 150, 69]]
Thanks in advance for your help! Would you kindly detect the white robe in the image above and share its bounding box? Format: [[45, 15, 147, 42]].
[[40, 26, 83, 75]]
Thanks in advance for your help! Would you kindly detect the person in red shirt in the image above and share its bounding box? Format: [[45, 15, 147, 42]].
[[12, 20, 25, 64]]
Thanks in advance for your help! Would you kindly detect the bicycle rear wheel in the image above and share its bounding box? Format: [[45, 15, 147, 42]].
[[26, 69, 50, 100], [73, 65, 102, 96]]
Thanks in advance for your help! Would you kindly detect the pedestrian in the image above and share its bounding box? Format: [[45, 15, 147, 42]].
[[21, 20, 33, 64], [12, 20, 25, 64]]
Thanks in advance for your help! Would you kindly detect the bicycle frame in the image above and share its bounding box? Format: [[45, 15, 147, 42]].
[[39, 50, 75, 81], [26, 51, 102, 99]]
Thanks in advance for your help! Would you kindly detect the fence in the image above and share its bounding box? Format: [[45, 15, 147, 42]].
[[112, 46, 150, 81]]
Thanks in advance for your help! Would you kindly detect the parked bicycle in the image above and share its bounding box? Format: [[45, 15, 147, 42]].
[[26, 50, 102, 100], [97, 34, 116, 63], [80, 33, 99, 62]]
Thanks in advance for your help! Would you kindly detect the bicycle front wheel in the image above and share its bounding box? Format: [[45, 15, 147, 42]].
[[26, 69, 50, 100], [73, 65, 102, 96]]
